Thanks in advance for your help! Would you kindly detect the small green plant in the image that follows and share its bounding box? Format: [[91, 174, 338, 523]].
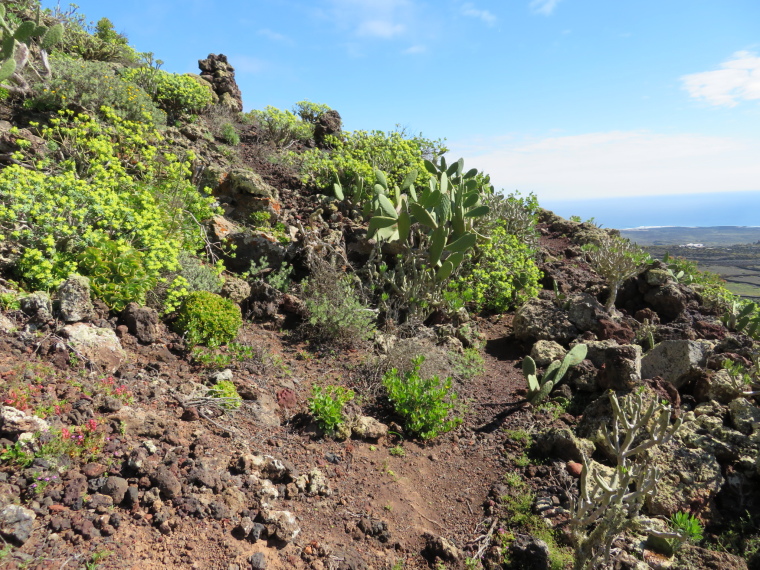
[[220, 122, 240, 146], [207, 380, 242, 410], [308, 384, 354, 433], [120, 66, 214, 121], [301, 263, 375, 347], [383, 356, 461, 440], [0, 291, 20, 310], [97, 375, 134, 405], [389, 445, 406, 457], [244, 105, 313, 148], [668, 511, 703, 550], [451, 348, 485, 380], [0, 441, 34, 467], [522, 343, 587, 405], [174, 291, 242, 348]]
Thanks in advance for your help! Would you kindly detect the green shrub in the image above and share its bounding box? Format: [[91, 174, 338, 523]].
[[293, 100, 332, 123], [295, 129, 447, 196], [177, 252, 223, 294], [244, 105, 313, 148], [301, 263, 375, 347], [0, 108, 218, 296], [120, 66, 214, 120], [207, 379, 242, 410], [174, 291, 242, 348], [220, 122, 240, 146], [57, 17, 140, 64], [32, 56, 166, 125], [447, 229, 541, 313], [77, 237, 150, 311], [382, 356, 461, 440], [308, 385, 354, 433]]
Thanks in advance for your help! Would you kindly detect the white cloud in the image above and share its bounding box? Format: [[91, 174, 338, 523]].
[[257, 29, 294, 45], [461, 3, 496, 25], [530, 0, 562, 16], [403, 44, 427, 54], [357, 19, 405, 38], [329, 0, 414, 39], [681, 51, 760, 107], [448, 130, 760, 201]]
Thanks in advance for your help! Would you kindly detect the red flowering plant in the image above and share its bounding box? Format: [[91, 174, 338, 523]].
[[41, 419, 107, 462], [97, 376, 134, 405]]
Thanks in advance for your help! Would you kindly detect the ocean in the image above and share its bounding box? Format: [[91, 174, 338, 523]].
[[541, 190, 760, 230]]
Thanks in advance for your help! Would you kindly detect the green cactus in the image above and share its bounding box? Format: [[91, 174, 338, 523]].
[[721, 300, 760, 338], [0, 5, 63, 95], [523, 343, 587, 405]]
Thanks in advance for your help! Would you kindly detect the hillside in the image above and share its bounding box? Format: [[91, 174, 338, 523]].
[[0, 4, 759, 570]]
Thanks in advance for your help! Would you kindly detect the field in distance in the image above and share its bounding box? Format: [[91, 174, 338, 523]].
[[619, 227, 760, 300]]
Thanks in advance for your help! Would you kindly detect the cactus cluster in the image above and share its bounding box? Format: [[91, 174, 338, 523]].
[[522, 343, 587, 405], [364, 156, 491, 281], [0, 4, 63, 94], [570, 391, 682, 569], [721, 300, 760, 338]]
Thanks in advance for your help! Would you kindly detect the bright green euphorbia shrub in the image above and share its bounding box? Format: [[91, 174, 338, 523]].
[[0, 108, 219, 307], [120, 67, 214, 119], [447, 228, 542, 313]]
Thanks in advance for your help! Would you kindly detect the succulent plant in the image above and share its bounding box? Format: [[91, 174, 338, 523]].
[[0, 5, 63, 93], [582, 235, 649, 312], [523, 343, 587, 404]]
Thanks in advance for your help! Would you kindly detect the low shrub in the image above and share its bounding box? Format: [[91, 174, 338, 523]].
[[220, 122, 240, 146], [57, 17, 140, 64], [33, 56, 166, 125], [244, 105, 313, 148], [0, 108, 218, 295], [295, 128, 447, 195], [120, 66, 214, 120], [382, 356, 461, 440], [207, 380, 242, 410], [447, 229, 541, 313], [174, 291, 242, 348], [308, 385, 354, 433], [301, 262, 375, 347]]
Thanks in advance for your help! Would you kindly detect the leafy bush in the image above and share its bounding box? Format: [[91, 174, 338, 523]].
[[244, 105, 313, 148], [207, 380, 242, 410], [308, 385, 354, 433], [0, 108, 218, 297], [220, 122, 240, 145], [32, 56, 166, 125], [77, 237, 150, 311], [293, 100, 332, 123], [447, 229, 541, 313], [57, 17, 140, 63], [177, 252, 223, 294], [174, 291, 242, 348], [120, 66, 214, 120], [301, 262, 375, 347], [295, 129, 447, 195], [382, 356, 461, 439]]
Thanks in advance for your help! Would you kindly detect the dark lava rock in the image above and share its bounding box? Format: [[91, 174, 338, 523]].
[[509, 533, 551, 570]]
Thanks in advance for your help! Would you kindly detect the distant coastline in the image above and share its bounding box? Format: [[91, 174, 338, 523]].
[[542, 190, 760, 230], [618, 226, 760, 247]]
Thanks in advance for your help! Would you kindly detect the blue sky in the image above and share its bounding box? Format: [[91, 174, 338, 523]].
[[41, 0, 760, 209]]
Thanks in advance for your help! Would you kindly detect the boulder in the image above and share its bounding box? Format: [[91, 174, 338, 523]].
[[20, 291, 52, 322], [566, 293, 607, 332], [0, 406, 50, 436], [0, 504, 35, 544], [352, 416, 388, 440], [121, 303, 160, 344], [644, 283, 688, 321], [641, 340, 712, 388], [198, 53, 243, 112], [513, 298, 578, 345], [694, 369, 743, 404], [57, 275, 94, 322], [60, 324, 126, 374], [314, 109, 342, 148], [260, 508, 300, 542], [584, 340, 642, 390], [508, 534, 551, 570], [673, 544, 748, 570], [220, 276, 251, 304], [529, 340, 566, 367], [728, 398, 760, 435], [533, 428, 594, 463]]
